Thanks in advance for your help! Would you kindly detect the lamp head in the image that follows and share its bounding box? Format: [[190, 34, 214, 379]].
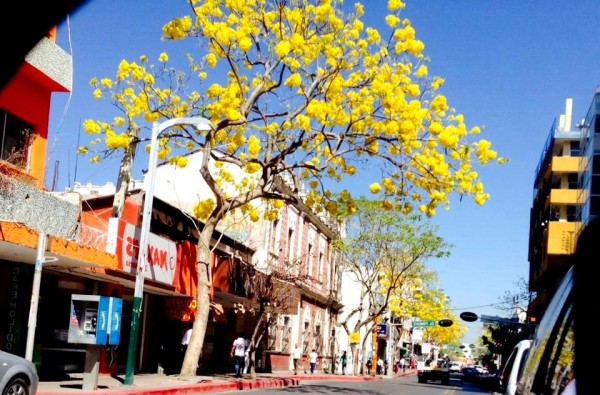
[[193, 119, 214, 131]]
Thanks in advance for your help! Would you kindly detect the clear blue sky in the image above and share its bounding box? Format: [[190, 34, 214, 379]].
[[47, 0, 600, 344]]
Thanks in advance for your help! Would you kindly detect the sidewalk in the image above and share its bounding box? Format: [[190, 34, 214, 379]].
[[37, 369, 417, 395]]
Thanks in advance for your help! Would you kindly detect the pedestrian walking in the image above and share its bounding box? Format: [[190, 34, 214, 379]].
[[180, 326, 192, 352], [377, 357, 383, 374], [230, 333, 247, 378], [309, 349, 318, 374], [340, 350, 348, 375], [243, 334, 251, 374], [292, 344, 302, 375], [179, 325, 192, 369], [366, 358, 372, 375]]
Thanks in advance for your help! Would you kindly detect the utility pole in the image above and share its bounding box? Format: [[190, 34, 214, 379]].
[[124, 117, 213, 385], [25, 233, 57, 361], [25, 232, 45, 361]]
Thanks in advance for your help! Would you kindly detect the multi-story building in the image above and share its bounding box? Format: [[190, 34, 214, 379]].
[[152, 152, 343, 373], [0, 26, 85, 365], [576, 88, 600, 229], [528, 94, 594, 321], [261, 180, 343, 372]]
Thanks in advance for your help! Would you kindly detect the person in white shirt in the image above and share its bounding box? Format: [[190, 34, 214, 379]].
[[243, 335, 251, 374], [180, 327, 192, 351], [179, 326, 192, 369], [230, 333, 247, 378], [309, 349, 318, 374], [377, 357, 384, 375], [292, 344, 303, 375]]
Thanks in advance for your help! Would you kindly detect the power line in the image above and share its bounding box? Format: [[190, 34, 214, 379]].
[[453, 302, 503, 311]]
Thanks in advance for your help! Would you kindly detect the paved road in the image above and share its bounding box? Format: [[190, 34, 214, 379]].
[[205, 374, 492, 395]]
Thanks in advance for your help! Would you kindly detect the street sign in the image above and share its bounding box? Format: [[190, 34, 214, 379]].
[[412, 320, 436, 328], [412, 327, 423, 341], [377, 323, 388, 338]]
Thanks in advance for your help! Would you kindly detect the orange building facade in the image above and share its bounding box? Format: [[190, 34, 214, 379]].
[[0, 30, 242, 378]]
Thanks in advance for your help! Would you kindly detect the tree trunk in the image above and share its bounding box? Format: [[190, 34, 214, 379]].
[[111, 132, 136, 218], [248, 312, 267, 379], [179, 225, 213, 377], [350, 343, 356, 375]]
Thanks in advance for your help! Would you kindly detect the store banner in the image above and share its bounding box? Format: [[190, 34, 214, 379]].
[[106, 218, 177, 285]]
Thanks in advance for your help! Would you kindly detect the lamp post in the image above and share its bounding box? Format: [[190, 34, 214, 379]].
[[124, 117, 213, 385]]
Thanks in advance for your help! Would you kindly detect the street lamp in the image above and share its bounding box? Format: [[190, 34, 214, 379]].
[[124, 117, 214, 385]]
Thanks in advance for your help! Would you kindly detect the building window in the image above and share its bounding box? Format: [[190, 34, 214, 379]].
[[591, 195, 600, 216], [1, 110, 32, 169], [318, 251, 324, 282], [302, 321, 310, 353], [282, 316, 291, 352], [570, 140, 580, 156], [307, 242, 313, 277], [592, 175, 600, 194], [567, 205, 577, 222], [287, 228, 294, 263], [270, 219, 279, 254], [314, 324, 322, 352], [567, 173, 578, 189], [593, 156, 600, 174], [268, 317, 278, 350]]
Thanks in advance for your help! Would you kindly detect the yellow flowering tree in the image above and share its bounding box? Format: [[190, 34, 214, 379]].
[[389, 266, 466, 352], [80, 0, 504, 376], [333, 198, 451, 375], [396, 284, 466, 350]]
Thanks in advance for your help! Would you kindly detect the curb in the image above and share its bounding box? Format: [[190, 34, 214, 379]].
[[37, 371, 417, 395], [37, 378, 301, 395]]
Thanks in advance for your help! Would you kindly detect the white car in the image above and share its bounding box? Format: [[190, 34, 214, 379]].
[[0, 351, 39, 395], [449, 362, 462, 373], [496, 339, 531, 395]]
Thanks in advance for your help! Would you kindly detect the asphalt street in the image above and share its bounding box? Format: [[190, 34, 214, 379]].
[[205, 374, 491, 395]]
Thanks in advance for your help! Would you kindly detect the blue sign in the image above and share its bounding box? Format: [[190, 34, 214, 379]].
[[377, 323, 388, 336], [108, 297, 122, 346], [95, 297, 110, 344]]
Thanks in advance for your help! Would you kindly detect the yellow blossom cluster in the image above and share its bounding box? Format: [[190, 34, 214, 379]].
[[81, 0, 506, 225], [193, 198, 215, 220]]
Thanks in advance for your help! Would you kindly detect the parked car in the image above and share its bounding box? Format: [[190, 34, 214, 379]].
[[460, 366, 480, 383], [491, 339, 531, 395], [449, 362, 462, 373], [0, 350, 39, 395], [515, 264, 574, 394]]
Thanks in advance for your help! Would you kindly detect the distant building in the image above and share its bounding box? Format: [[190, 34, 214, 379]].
[[528, 89, 600, 320]]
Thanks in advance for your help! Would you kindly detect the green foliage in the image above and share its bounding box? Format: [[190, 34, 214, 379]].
[[481, 323, 533, 368]]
